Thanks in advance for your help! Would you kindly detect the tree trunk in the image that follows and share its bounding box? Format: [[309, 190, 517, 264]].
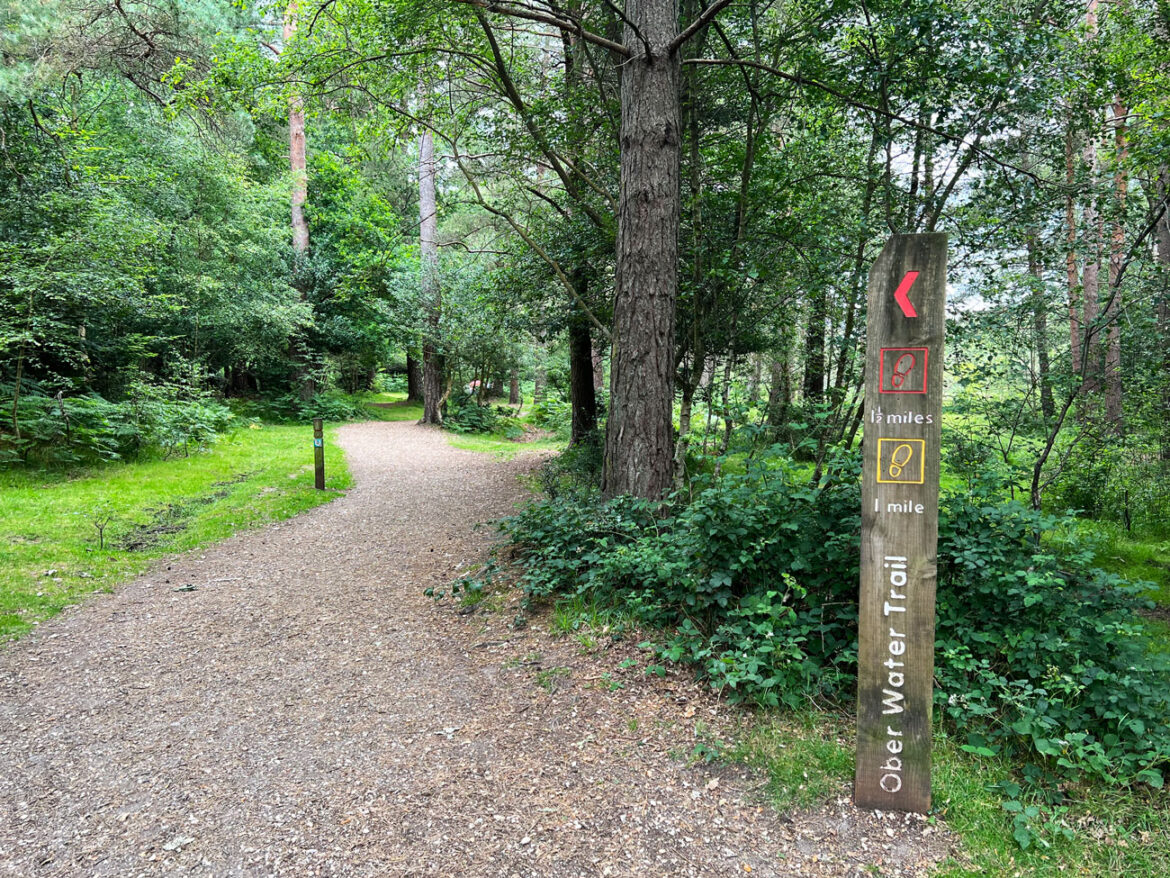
[[406, 352, 424, 402], [1065, 128, 1082, 372], [1081, 135, 1103, 398], [1028, 233, 1055, 420], [746, 354, 762, 405], [602, 0, 680, 500], [285, 3, 309, 257], [569, 311, 599, 444], [283, 1, 314, 401], [1104, 100, 1127, 429], [766, 356, 790, 430], [802, 290, 826, 403], [419, 130, 443, 424], [590, 344, 604, 392], [509, 369, 520, 405], [1156, 170, 1170, 458]]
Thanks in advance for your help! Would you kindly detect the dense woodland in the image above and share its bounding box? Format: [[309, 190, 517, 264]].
[[2, 0, 1169, 855]]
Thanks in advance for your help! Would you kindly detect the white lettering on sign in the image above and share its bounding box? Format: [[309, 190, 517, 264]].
[[880, 563, 909, 792], [870, 407, 934, 425]]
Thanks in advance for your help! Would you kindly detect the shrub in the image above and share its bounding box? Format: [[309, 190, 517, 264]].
[[444, 392, 521, 437], [0, 382, 233, 466], [267, 389, 367, 422], [499, 448, 1169, 791]]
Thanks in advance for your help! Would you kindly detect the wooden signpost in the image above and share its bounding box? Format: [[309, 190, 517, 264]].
[[855, 233, 947, 813], [313, 418, 325, 490]]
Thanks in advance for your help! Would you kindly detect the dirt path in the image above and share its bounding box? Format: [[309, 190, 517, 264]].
[[0, 421, 954, 877]]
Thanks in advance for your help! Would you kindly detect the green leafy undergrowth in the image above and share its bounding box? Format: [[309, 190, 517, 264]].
[[500, 448, 1169, 799], [1, 382, 234, 467], [0, 422, 350, 641]]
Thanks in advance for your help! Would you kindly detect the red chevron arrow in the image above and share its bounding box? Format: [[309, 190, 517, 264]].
[[893, 271, 919, 318]]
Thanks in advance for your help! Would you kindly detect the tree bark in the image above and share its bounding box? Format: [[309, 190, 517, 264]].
[[1156, 170, 1170, 458], [284, 2, 309, 256], [569, 311, 599, 444], [1081, 135, 1103, 398], [1028, 233, 1055, 420], [419, 130, 443, 424], [406, 352, 423, 402], [1104, 100, 1127, 429], [802, 290, 826, 403], [766, 356, 790, 430], [1065, 128, 1082, 372], [602, 0, 680, 500], [282, 1, 314, 401], [509, 369, 521, 405]]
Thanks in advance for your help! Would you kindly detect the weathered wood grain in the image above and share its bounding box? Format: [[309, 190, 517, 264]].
[[855, 234, 947, 813]]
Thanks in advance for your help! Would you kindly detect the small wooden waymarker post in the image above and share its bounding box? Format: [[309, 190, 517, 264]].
[[855, 233, 947, 813], [313, 418, 325, 490]]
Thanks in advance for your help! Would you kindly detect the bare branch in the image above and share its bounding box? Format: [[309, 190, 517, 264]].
[[670, 0, 737, 55], [451, 0, 630, 56]]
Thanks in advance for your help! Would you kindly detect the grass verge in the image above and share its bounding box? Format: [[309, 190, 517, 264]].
[[720, 710, 1170, 876], [0, 422, 351, 642]]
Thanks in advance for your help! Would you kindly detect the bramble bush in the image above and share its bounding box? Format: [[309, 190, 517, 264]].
[[499, 447, 1169, 792]]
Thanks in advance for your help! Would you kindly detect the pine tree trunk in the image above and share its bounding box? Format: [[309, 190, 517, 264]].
[[419, 130, 443, 424], [283, 1, 314, 401], [602, 0, 680, 500], [509, 369, 520, 405], [285, 3, 309, 257]]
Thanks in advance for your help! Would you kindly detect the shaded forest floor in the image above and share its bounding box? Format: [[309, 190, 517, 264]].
[[0, 419, 954, 876]]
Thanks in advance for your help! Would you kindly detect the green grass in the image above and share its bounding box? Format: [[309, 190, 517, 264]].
[[0, 422, 351, 642], [1066, 521, 1170, 607], [723, 710, 1170, 876], [360, 391, 425, 421], [446, 431, 563, 459]]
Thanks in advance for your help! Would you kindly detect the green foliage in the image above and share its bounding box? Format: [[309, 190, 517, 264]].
[[936, 482, 1170, 790], [267, 389, 368, 423], [443, 393, 521, 437], [1, 382, 233, 466], [501, 448, 1169, 794]]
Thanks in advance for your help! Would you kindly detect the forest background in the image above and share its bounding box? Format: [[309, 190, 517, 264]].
[[1, 0, 1169, 871]]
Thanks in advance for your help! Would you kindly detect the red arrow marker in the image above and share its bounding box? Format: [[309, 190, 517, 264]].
[[893, 271, 920, 317]]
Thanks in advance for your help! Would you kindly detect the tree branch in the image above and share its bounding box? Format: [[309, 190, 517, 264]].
[[451, 0, 630, 56], [669, 0, 737, 55], [683, 57, 1042, 183]]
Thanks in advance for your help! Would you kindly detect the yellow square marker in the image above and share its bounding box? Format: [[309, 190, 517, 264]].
[[876, 438, 926, 484]]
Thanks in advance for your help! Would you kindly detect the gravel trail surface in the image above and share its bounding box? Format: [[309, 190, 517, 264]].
[[0, 420, 954, 876]]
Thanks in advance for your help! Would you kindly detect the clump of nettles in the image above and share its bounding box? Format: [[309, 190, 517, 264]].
[[500, 450, 1169, 797]]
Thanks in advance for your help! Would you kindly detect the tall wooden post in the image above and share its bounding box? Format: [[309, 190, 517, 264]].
[[313, 418, 325, 490], [855, 234, 947, 813]]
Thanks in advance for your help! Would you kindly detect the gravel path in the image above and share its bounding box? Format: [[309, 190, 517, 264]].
[[0, 420, 955, 876]]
